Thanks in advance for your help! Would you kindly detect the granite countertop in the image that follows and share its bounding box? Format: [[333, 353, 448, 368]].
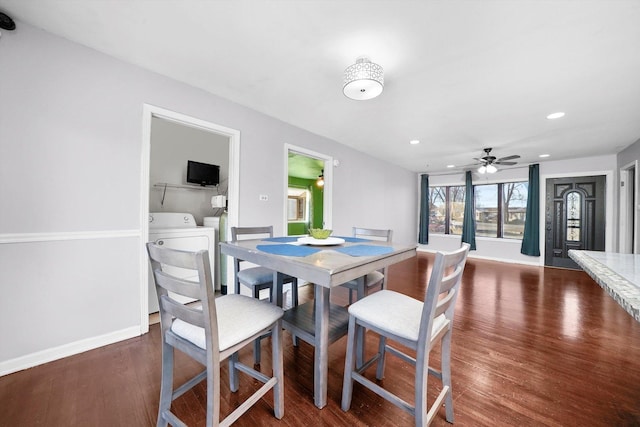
[[568, 250, 640, 322]]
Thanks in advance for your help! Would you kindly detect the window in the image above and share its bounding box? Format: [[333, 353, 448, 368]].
[[566, 191, 581, 241], [503, 182, 528, 239], [429, 181, 528, 239], [287, 188, 309, 222], [428, 186, 464, 235], [449, 186, 465, 235], [428, 186, 446, 233], [475, 184, 498, 237]]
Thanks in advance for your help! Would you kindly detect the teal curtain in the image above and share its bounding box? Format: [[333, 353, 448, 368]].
[[461, 171, 476, 250], [521, 164, 540, 256], [418, 174, 429, 244]]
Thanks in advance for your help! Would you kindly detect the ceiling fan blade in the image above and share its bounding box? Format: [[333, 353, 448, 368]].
[[497, 155, 520, 161], [495, 161, 517, 165]]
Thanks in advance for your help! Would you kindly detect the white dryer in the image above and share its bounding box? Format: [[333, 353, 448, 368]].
[[148, 212, 217, 314]]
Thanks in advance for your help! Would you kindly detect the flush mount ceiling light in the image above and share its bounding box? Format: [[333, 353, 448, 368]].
[[343, 56, 384, 100], [409, 139, 420, 145]]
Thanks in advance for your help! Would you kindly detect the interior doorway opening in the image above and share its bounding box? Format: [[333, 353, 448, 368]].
[[140, 104, 240, 334], [284, 145, 332, 236], [620, 161, 638, 254]]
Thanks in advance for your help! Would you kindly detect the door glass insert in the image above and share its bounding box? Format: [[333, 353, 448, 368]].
[[566, 191, 581, 241]]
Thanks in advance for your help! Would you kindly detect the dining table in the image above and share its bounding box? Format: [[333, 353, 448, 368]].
[[219, 234, 417, 408]]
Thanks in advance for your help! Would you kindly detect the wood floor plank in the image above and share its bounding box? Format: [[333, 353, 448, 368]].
[[1, 253, 639, 426]]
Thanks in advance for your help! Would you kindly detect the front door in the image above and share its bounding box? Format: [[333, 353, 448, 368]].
[[545, 175, 606, 269]]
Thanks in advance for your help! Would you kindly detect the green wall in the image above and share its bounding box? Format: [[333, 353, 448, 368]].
[[287, 176, 324, 235]]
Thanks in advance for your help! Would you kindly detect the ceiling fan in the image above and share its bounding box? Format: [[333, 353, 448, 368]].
[[473, 147, 520, 173]]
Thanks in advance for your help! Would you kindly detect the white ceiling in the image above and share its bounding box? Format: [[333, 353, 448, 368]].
[[2, 0, 639, 174]]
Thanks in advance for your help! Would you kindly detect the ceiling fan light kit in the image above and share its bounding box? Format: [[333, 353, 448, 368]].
[[343, 56, 384, 100], [475, 147, 520, 174]]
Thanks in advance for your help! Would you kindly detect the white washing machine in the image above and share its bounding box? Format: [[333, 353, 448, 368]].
[[148, 212, 217, 314]]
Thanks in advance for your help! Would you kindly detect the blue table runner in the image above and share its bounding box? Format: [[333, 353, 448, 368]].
[[334, 244, 394, 257], [256, 244, 321, 257]]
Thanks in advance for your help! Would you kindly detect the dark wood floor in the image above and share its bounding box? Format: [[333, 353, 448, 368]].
[[2, 252, 640, 426]]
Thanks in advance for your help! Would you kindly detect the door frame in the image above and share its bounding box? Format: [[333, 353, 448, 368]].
[[283, 144, 333, 233], [619, 160, 638, 254], [539, 170, 614, 266], [140, 104, 240, 333]]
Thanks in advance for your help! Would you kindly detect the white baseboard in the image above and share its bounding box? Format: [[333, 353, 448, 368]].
[[0, 326, 140, 377], [417, 247, 542, 266]]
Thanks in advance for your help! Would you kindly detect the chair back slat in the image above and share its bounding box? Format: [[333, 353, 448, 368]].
[[160, 296, 207, 328], [352, 227, 393, 242], [154, 271, 203, 300], [147, 242, 201, 269], [231, 226, 274, 242]]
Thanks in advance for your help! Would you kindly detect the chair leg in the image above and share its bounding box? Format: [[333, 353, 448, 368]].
[[206, 353, 221, 427], [289, 280, 299, 347], [441, 331, 454, 423], [272, 320, 284, 419], [375, 335, 387, 380], [348, 288, 354, 305], [341, 316, 358, 411], [252, 286, 262, 364], [414, 348, 429, 427], [229, 351, 239, 392], [253, 339, 262, 365], [157, 342, 174, 427]]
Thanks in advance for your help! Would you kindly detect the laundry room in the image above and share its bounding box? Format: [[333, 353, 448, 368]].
[[149, 117, 229, 223], [147, 116, 230, 315]]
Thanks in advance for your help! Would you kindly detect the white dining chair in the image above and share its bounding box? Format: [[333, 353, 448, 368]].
[[147, 243, 284, 427], [341, 243, 470, 426], [340, 227, 393, 304], [231, 226, 299, 306], [231, 225, 299, 363]]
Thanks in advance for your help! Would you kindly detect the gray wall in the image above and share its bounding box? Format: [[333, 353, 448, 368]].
[[618, 138, 640, 165], [0, 23, 417, 373]]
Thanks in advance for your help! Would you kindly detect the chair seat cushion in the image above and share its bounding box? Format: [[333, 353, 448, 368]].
[[238, 266, 295, 287], [171, 294, 284, 352], [348, 290, 447, 342], [341, 271, 385, 290]]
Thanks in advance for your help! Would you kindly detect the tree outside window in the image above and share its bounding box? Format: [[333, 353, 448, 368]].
[[449, 186, 465, 235], [429, 186, 446, 233], [503, 182, 528, 238]]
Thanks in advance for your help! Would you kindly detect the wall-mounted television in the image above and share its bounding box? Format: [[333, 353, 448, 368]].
[[187, 160, 220, 186]]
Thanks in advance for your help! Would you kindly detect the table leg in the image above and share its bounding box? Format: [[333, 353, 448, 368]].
[[314, 284, 330, 408], [355, 276, 365, 368]]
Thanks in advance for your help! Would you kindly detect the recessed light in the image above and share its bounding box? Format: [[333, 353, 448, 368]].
[[539, 154, 550, 158], [447, 164, 455, 168], [409, 139, 420, 145], [546, 112, 565, 120]]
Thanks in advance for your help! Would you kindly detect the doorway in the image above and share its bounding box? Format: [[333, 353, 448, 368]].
[[140, 104, 240, 334], [544, 175, 606, 269], [620, 161, 638, 254], [284, 144, 332, 235]]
